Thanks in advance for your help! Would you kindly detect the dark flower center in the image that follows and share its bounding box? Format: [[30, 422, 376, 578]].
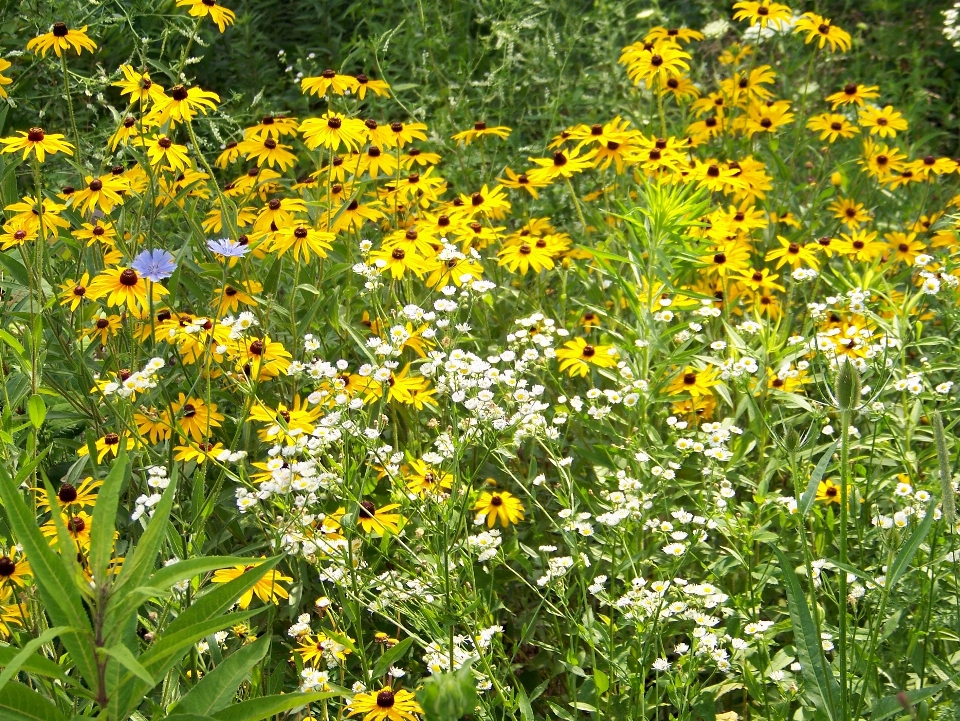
[[328, 117, 342, 129], [73, 285, 86, 296], [650, 54, 663, 67], [119, 269, 139, 286], [347, 199, 359, 210], [474, 121, 487, 131], [714, 253, 726, 264], [0, 557, 16, 576], [757, 6, 769, 15], [158, 137, 172, 149], [788, 243, 800, 253], [225, 286, 238, 296], [52, 22, 69, 37], [89, 179, 103, 191], [853, 240, 864, 250], [96, 318, 110, 329], [591, 124, 603, 136], [68, 517, 86, 533], [294, 226, 308, 238], [357, 73, 369, 84], [489, 495, 504, 506], [519, 244, 532, 255], [607, 140, 620, 150], [405, 229, 418, 240], [472, 192, 484, 206], [843, 83, 858, 95], [582, 345, 596, 358], [249, 340, 264, 355], [182, 404, 197, 418], [359, 501, 376, 519], [553, 151, 568, 167], [376, 690, 395, 708], [760, 118, 772, 128], [830, 122, 842, 131], [368, 147, 381, 158], [923, 156, 936, 166], [391, 248, 406, 260], [667, 78, 679, 89], [706, 165, 720, 177], [123, 116, 136, 128], [818, 23, 830, 34], [390, 122, 403, 132], [268, 199, 281, 210], [263, 138, 277, 150], [27, 127, 46, 142], [898, 243, 909, 252], [683, 373, 697, 385], [322, 69, 336, 79], [104, 433, 120, 445], [171, 85, 189, 101], [58, 483, 78, 503]]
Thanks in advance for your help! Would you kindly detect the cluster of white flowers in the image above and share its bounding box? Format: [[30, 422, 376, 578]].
[[537, 555, 574, 586], [674, 420, 743, 464], [299, 667, 330, 692], [98, 357, 165, 398], [467, 529, 502, 562], [219, 311, 258, 339], [131, 466, 170, 521]]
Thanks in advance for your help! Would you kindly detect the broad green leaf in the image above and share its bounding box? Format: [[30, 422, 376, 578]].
[[0, 680, 68, 721], [800, 440, 839, 517], [210, 691, 339, 721], [772, 546, 838, 720], [26, 395, 45, 429], [0, 644, 70, 683], [0, 626, 68, 693], [370, 637, 414, 680], [90, 447, 129, 584], [174, 635, 271, 715], [102, 644, 153, 685], [417, 661, 479, 721], [887, 503, 937, 590], [593, 669, 609, 695], [0, 466, 97, 689]]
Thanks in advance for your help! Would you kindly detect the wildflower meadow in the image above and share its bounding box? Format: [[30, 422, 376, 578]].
[[2, 0, 960, 719]]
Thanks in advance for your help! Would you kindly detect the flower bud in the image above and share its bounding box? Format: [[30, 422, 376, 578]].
[[835, 362, 861, 412]]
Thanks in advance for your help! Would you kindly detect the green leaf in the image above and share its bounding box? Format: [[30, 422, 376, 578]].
[[0, 644, 70, 683], [800, 440, 839, 517], [593, 669, 609, 695], [26, 395, 45, 429], [174, 635, 271, 715], [772, 546, 838, 720], [0, 680, 68, 721], [0, 627, 69, 693], [102, 644, 154, 685], [209, 691, 340, 721], [0, 465, 98, 689], [887, 503, 937, 590], [870, 684, 944, 720], [516, 685, 534, 721], [90, 446, 129, 584], [370, 637, 414, 680]]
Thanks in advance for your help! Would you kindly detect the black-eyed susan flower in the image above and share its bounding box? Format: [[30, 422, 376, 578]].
[[500, 167, 548, 199], [0, 222, 36, 251], [58, 272, 90, 310], [527, 147, 596, 184], [858, 139, 906, 180], [176, 0, 236, 32], [555, 337, 618, 377], [719, 65, 776, 104], [645, 26, 704, 44], [857, 106, 908, 138], [146, 135, 191, 172], [113, 65, 166, 106], [87, 266, 168, 310], [41, 511, 93, 550], [300, 69, 358, 97], [619, 42, 691, 89], [369, 245, 430, 279], [171, 394, 224, 441], [742, 101, 794, 137], [77, 432, 138, 462], [460, 184, 511, 217], [836, 229, 883, 262], [829, 198, 871, 228], [807, 113, 859, 142], [451, 121, 512, 145], [765, 236, 820, 269], [26, 23, 96, 57], [354, 72, 391, 99], [907, 155, 958, 180], [401, 146, 441, 168], [234, 336, 292, 380], [816, 479, 840, 504], [826, 83, 880, 109], [268, 224, 334, 263], [732, 0, 793, 28], [473, 490, 525, 528], [793, 13, 852, 52], [356, 501, 402, 535], [212, 560, 293, 608], [213, 280, 261, 314], [83, 314, 123, 344], [884, 231, 925, 265], [405, 459, 453, 497], [498, 241, 555, 275], [109, 116, 140, 150], [72, 174, 127, 215], [147, 84, 220, 126], [359, 145, 399, 179], [0, 549, 31, 588], [690, 161, 746, 194], [347, 688, 422, 721], [237, 134, 297, 171], [666, 366, 721, 398], [0, 127, 73, 162]]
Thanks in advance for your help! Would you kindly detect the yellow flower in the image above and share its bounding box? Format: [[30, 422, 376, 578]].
[[176, 0, 236, 32], [147, 84, 220, 126], [113, 65, 166, 106], [0, 548, 31, 588], [473, 490, 525, 528], [0, 127, 73, 162], [41, 511, 93, 551], [77, 432, 139, 463], [237, 134, 298, 171], [27, 23, 97, 57], [247, 396, 321, 443], [234, 336, 292, 380], [500, 167, 548, 199], [885, 231, 925, 265], [765, 236, 820, 269], [405, 459, 453, 497], [793, 13, 851, 52], [527, 147, 596, 184], [742, 101, 794, 137], [87, 267, 167, 311], [59, 272, 90, 311], [355, 72, 391, 98], [171, 394, 224, 442], [72, 174, 128, 215], [836, 229, 883, 262], [83, 314, 123, 345], [826, 83, 880, 109], [732, 1, 793, 28], [452, 121, 512, 145], [356, 501, 403, 535], [146, 135, 191, 171], [0, 59, 13, 97], [857, 105, 907, 138], [666, 366, 721, 398], [555, 337, 618, 377], [347, 688, 422, 721], [498, 241, 555, 275], [300, 114, 367, 154], [173, 442, 225, 463], [816, 479, 840, 504], [211, 560, 293, 609], [268, 224, 334, 263], [807, 113, 859, 143], [619, 41, 691, 89], [301, 69, 358, 97], [829, 198, 871, 228]]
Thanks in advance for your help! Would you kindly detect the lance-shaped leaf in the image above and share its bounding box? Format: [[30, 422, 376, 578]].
[[173, 635, 271, 715]]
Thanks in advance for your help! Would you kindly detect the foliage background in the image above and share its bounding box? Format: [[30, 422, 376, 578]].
[[2, 0, 960, 158]]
